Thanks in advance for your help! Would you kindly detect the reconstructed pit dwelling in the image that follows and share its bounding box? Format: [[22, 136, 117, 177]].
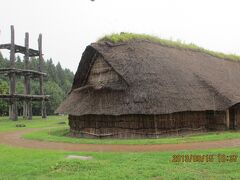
[[57, 34, 240, 138]]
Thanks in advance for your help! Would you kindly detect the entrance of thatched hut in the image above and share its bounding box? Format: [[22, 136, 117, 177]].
[[229, 104, 240, 130]]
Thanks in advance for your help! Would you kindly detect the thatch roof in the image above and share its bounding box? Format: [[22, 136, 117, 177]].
[[56, 39, 240, 116]]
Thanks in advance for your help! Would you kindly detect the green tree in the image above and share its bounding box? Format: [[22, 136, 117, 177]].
[[0, 51, 3, 59], [0, 55, 74, 116], [45, 81, 65, 114], [0, 80, 8, 94], [0, 80, 9, 116]]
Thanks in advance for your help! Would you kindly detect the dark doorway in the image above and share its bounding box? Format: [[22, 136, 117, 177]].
[[229, 104, 240, 130]]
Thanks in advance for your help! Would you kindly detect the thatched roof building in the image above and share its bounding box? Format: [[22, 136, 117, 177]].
[[57, 34, 240, 138]]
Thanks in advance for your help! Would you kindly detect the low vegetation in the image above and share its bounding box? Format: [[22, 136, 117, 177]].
[[0, 145, 240, 180], [99, 32, 240, 61], [1, 115, 239, 145], [0, 116, 240, 179], [0, 116, 67, 132], [24, 127, 240, 145]]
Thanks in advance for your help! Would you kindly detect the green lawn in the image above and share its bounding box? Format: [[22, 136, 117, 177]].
[[0, 116, 240, 179], [0, 145, 239, 180], [23, 126, 240, 145], [0, 116, 68, 132], [2, 116, 240, 146]]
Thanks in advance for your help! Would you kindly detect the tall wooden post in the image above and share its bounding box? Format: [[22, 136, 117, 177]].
[[233, 108, 237, 130], [23, 33, 28, 119], [38, 34, 47, 118], [226, 109, 230, 129], [23, 32, 32, 120], [9, 25, 18, 121]]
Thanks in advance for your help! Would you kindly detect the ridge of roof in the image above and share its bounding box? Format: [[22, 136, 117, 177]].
[[98, 32, 240, 62]]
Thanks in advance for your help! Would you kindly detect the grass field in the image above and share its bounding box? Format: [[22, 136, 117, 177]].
[[24, 126, 240, 145], [0, 116, 67, 132], [0, 116, 240, 179], [0, 145, 239, 180]]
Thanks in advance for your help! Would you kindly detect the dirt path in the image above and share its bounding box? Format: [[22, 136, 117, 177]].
[[1, 129, 240, 152]]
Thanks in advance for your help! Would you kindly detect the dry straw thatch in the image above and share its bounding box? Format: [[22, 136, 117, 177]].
[[56, 36, 240, 116]]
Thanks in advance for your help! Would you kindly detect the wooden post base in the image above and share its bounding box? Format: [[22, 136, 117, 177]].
[[9, 101, 18, 121]]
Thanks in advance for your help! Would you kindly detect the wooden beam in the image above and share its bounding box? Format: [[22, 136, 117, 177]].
[[9, 25, 18, 121], [38, 34, 47, 118], [226, 109, 230, 129], [0, 44, 40, 57], [0, 68, 47, 76], [0, 94, 50, 101]]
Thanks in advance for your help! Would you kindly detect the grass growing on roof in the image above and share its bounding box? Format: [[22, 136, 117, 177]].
[[98, 32, 240, 61]]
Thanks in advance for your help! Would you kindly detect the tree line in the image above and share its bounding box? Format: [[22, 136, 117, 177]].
[[0, 51, 74, 116]]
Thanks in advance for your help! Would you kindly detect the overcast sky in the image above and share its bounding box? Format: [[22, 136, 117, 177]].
[[1, 0, 240, 72]]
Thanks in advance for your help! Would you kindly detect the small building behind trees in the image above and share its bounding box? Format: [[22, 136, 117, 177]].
[[56, 34, 240, 138]]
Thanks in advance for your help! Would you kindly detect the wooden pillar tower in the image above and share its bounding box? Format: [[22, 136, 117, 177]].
[[0, 26, 49, 120]]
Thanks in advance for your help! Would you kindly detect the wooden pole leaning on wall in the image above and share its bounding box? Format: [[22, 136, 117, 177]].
[[23, 32, 32, 120], [38, 34, 47, 118], [226, 109, 230, 129], [233, 107, 238, 130], [9, 25, 18, 121]]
